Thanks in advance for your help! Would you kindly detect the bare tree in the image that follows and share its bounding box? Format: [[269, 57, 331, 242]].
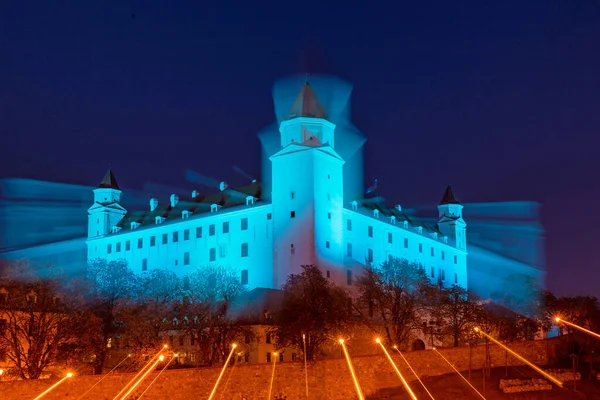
[[433, 284, 481, 347]]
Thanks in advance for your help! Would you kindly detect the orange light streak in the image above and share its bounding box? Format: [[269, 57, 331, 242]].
[[393, 345, 435, 400], [376, 339, 417, 400], [474, 327, 563, 387], [77, 354, 131, 400], [555, 317, 600, 339], [339, 339, 364, 400], [207, 344, 237, 400], [267, 352, 278, 400], [432, 348, 487, 400], [137, 354, 178, 399], [33, 373, 73, 400], [120, 355, 164, 400], [112, 346, 166, 400]]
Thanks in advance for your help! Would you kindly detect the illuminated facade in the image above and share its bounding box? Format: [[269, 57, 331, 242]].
[[86, 76, 468, 290]]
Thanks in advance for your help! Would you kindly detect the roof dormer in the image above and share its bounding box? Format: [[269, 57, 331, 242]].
[[390, 216, 396, 224], [403, 221, 409, 229], [374, 209, 380, 218], [155, 216, 165, 224], [112, 226, 121, 233], [211, 204, 221, 213], [246, 196, 257, 205], [417, 226, 423, 234], [351, 200, 358, 210], [130, 221, 140, 230], [182, 210, 192, 219]]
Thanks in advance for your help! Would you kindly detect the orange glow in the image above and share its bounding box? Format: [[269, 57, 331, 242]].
[[376, 340, 417, 400], [433, 348, 487, 399], [120, 357, 162, 400], [112, 347, 166, 400], [267, 348, 278, 400], [555, 317, 560, 322], [555, 318, 600, 339], [136, 353, 179, 399], [207, 344, 237, 400], [475, 328, 563, 387], [33, 373, 73, 400], [339, 339, 364, 400], [393, 346, 435, 400], [375, 337, 381, 343]]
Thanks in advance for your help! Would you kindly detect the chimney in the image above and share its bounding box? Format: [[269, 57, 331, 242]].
[[219, 182, 228, 191], [192, 190, 199, 198], [170, 194, 179, 208], [395, 204, 402, 211], [150, 198, 158, 212]]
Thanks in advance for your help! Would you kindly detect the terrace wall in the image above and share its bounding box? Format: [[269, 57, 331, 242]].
[[0, 338, 560, 400]]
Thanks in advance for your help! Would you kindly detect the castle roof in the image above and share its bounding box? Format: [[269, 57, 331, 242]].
[[98, 169, 120, 190], [287, 81, 328, 120], [440, 185, 460, 205], [112, 181, 263, 235]]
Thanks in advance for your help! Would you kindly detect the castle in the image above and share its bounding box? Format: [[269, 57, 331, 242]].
[[86, 75, 468, 290]]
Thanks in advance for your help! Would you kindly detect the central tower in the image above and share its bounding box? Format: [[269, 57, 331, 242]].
[[270, 81, 346, 288]]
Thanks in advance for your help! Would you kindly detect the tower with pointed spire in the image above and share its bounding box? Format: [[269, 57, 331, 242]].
[[437, 185, 467, 250], [87, 169, 127, 238]]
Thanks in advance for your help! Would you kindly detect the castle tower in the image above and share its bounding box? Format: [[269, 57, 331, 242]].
[[437, 185, 467, 250], [87, 169, 127, 238], [270, 81, 346, 288]]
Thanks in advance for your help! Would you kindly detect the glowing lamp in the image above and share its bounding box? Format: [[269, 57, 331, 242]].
[[338, 339, 344, 344], [174, 353, 179, 357], [66, 373, 73, 378], [163, 344, 168, 348], [232, 343, 237, 348], [393, 345, 397, 349], [274, 352, 278, 356], [474, 327, 479, 332], [159, 355, 165, 361], [432, 347, 436, 350], [375, 338, 381, 343], [555, 317, 561, 322]]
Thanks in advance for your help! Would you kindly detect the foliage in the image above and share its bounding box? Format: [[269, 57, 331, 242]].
[[354, 257, 435, 349], [273, 265, 352, 361], [433, 284, 481, 347], [0, 261, 79, 379]]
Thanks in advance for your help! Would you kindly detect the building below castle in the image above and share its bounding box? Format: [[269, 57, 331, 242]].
[[86, 76, 469, 291]]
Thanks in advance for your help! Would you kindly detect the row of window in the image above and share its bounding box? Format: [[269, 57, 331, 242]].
[[265, 352, 296, 363]]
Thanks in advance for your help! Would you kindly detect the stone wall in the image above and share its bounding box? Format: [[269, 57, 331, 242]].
[[0, 339, 557, 400]]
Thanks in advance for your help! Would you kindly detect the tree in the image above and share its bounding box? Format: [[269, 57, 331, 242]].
[[137, 269, 181, 311], [0, 261, 78, 379], [181, 264, 248, 366], [434, 284, 481, 347], [355, 257, 435, 348], [84, 258, 136, 374], [273, 265, 352, 361]]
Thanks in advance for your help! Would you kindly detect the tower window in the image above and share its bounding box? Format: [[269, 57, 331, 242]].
[[267, 213, 272, 220], [290, 211, 296, 218], [291, 192, 295, 199], [162, 233, 168, 244], [126, 240, 131, 251], [223, 221, 229, 234], [241, 242, 249, 257], [388, 232, 392, 244], [184, 229, 190, 240], [328, 212, 331, 220], [241, 269, 249, 285], [404, 238, 408, 248], [368, 226, 373, 237], [209, 224, 215, 236], [172, 232, 178, 243], [209, 248, 216, 262], [431, 267, 435, 278], [454, 273, 458, 284], [107, 244, 112, 254], [454, 255, 458, 264], [184, 252, 190, 265], [241, 217, 248, 230], [347, 270, 352, 285], [196, 227, 202, 238], [150, 236, 156, 246], [266, 352, 271, 363], [116, 242, 121, 252], [347, 243, 353, 257], [419, 243, 423, 253], [431, 248, 434, 257], [142, 259, 148, 271], [138, 238, 143, 249], [442, 269, 446, 281], [325, 241, 330, 249], [442, 251, 445, 260], [368, 248, 373, 262], [347, 219, 352, 231]]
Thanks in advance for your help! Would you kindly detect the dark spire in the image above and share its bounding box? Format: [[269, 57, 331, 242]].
[[288, 80, 328, 120], [440, 185, 460, 205], [98, 169, 120, 190]]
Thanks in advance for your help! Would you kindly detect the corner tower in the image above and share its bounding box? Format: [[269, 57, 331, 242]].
[[87, 169, 127, 238], [437, 185, 467, 250], [270, 81, 346, 288]]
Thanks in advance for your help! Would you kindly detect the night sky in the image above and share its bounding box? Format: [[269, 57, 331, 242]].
[[0, 1, 598, 297]]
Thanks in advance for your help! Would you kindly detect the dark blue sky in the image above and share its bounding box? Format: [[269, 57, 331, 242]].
[[1, 1, 598, 297]]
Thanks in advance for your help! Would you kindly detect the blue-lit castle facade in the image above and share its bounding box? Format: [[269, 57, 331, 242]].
[[86, 76, 468, 290]]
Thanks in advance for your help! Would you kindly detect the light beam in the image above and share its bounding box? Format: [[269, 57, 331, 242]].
[[33, 372, 74, 400], [555, 317, 600, 339], [432, 348, 487, 400], [112, 346, 167, 400], [207, 344, 237, 400], [474, 327, 563, 387], [267, 352, 278, 399], [375, 338, 417, 400], [137, 354, 178, 399], [120, 355, 164, 400], [339, 339, 364, 400], [77, 354, 131, 400], [393, 345, 435, 399]]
